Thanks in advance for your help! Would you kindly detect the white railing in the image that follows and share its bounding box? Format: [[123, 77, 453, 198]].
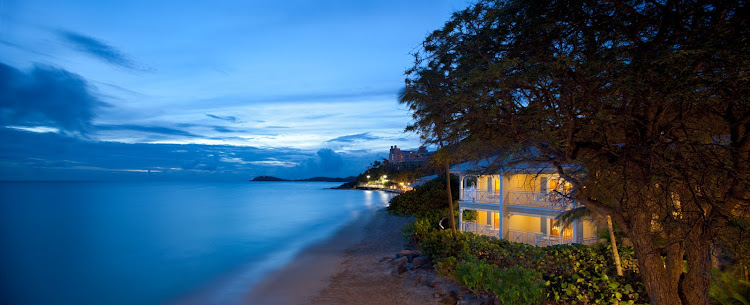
[[507, 229, 598, 246], [507, 191, 576, 210], [461, 222, 500, 238], [461, 189, 500, 204]]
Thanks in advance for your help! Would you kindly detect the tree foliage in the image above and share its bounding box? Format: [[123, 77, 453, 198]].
[[403, 1, 749, 304], [387, 174, 459, 218]]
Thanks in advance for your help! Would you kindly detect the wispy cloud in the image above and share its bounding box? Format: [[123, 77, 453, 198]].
[[326, 132, 383, 143], [205, 113, 242, 123], [95, 124, 199, 138], [58, 30, 143, 71]]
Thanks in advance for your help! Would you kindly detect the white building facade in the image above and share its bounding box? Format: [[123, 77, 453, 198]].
[[452, 161, 600, 247]]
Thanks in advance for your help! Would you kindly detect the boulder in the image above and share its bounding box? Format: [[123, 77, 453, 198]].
[[391, 263, 408, 277], [398, 249, 414, 261], [412, 256, 430, 267], [389, 256, 408, 266], [440, 291, 459, 305]]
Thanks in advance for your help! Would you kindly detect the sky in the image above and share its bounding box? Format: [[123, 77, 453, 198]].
[[0, 0, 470, 180]]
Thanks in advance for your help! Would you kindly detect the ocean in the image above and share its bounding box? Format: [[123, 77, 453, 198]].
[[0, 181, 395, 305]]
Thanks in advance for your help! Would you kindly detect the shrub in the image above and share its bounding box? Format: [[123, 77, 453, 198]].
[[387, 174, 458, 218], [412, 223, 650, 304], [441, 254, 545, 305]]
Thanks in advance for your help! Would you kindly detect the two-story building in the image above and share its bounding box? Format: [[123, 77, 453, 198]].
[[451, 160, 600, 246]]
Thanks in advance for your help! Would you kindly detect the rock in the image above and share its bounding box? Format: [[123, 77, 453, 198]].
[[412, 249, 422, 257], [378, 256, 390, 263], [391, 263, 408, 277], [399, 249, 413, 261], [412, 256, 430, 267], [389, 256, 408, 266], [440, 291, 459, 305], [459, 295, 496, 305]]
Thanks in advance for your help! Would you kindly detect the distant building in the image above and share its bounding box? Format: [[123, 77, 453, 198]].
[[388, 145, 431, 169]]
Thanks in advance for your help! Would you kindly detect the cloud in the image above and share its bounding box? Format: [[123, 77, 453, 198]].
[[95, 124, 200, 138], [0, 62, 105, 134], [205, 113, 242, 123], [213, 126, 235, 133], [326, 132, 383, 143], [0, 128, 380, 181], [58, 30, 140, 70], [317, 148, 344, 172], [293, 148, 345, 175]]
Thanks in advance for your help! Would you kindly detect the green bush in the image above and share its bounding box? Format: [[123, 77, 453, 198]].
[[412, 223, 650, 304], [387, 174, 459, 218], [439, 254, 545, 305]]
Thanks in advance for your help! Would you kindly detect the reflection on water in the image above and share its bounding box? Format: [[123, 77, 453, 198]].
[[0, 181, 395, 305]]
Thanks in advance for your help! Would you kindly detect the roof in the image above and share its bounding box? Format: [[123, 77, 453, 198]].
[[405, 175, 438, 188], [450, 157, 578, 175]]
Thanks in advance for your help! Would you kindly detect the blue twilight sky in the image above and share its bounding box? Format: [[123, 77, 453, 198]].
[[0, 0, 470, 180]]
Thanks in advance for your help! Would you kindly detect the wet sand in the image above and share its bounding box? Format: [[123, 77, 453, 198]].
[[244, 208, 454, 305]]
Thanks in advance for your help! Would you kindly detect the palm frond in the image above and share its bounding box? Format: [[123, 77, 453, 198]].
[[554, 206, 592, 229]]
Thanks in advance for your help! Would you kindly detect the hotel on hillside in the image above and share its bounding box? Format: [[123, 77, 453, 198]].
[[450, 160, 601, 247]]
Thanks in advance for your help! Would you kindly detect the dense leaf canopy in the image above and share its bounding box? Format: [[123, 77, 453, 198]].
[[402, 1, 749, 304]]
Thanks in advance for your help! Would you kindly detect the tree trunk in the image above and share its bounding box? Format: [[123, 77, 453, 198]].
[[629, 215, 683, 305], [445, 163, 457, 237], [607, 215, 623, 276], [680, 230, 711, 305]]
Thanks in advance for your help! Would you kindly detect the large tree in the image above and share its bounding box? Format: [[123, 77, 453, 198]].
[[402, 1, 750, 304]]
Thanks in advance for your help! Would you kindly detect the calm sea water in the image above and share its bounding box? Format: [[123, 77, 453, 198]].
[[0, 181, 395, 305]]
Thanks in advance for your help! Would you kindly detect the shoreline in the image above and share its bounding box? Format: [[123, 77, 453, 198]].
[[242, 208, 383, 305], [247, 208, 461, 305], [173, 204, 461, 305]]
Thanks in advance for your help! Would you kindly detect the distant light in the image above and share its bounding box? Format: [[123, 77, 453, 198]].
[[382, 175, 387, 179], [367, 175, 370, 179]]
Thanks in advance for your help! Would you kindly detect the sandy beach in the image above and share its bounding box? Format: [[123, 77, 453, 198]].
[[245, 208, 461, 305]]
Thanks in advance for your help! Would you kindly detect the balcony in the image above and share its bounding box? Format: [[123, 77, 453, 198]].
[[460, 189, 500, 204], [508, 229, 598, 247], [461, 222, 500, 238], [507, 191, 576, 210]]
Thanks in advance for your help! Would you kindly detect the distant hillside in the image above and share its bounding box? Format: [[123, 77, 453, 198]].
[[251, 176, 288, 181], [250, 176, 356, 182]]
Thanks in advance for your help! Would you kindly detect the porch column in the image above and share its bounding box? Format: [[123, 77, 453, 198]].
[[496, 210, 503, 239], [459, 176, 464, 201], [498, 170, 505, 239], [458, 208, 464, 232], [498, 171, 504, 205], [573, 219, 582, 243], [541, 217, 550, 235]]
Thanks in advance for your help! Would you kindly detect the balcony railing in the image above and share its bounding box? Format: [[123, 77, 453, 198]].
[[461, 222, 500, 238], [461, 189, 500, 204], [507, 191, 576, 210], [508, 229, 598, 247]]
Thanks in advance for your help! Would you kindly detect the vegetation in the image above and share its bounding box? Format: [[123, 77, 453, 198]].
[[387, 174, 458, 219], [556, 207, 623, 276], [401, 0, 750, 303], [413, 223, 649, 304], [354, 159, 436, 187]]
